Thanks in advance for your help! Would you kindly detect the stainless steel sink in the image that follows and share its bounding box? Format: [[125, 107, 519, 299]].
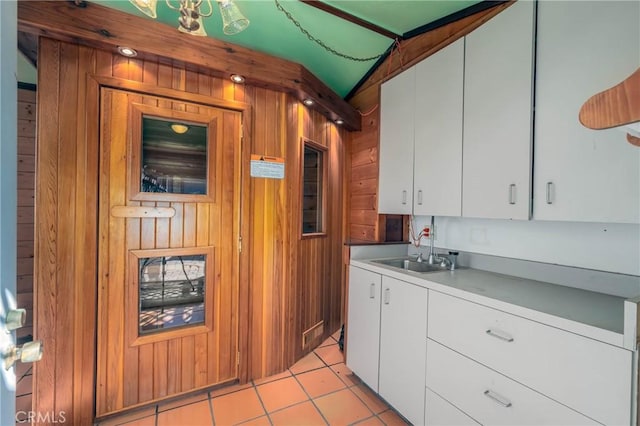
[[371, 258, 453, 273]]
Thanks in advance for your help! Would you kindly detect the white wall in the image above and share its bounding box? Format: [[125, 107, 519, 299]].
[[0, 1, 18, 425], [413, 216, 640, 276]]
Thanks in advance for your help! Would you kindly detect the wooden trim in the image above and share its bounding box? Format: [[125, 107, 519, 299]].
[[17, 1, 361, 130], [127, 246, 215, 347], [299, 0, 400, 39], [301, 137, 328, 238], [111, 206, 176, 218], [127, 102, 218, 203], [93, 76, 250, 113]]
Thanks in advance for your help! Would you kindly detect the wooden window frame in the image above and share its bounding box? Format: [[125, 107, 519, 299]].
[[129, 103, 218, 203], [126, 246, 216, 347], [300, 137, 328, 238]]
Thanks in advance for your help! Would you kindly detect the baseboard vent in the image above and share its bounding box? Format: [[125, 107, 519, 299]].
[[302, 321, 324, 348]]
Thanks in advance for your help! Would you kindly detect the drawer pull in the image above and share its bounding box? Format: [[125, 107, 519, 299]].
[[486, 329, 514, 342], [484, 390, 512, 408], [369, 283, 376, 299]]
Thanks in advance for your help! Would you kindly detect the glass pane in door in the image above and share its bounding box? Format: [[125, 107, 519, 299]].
[[138, 254, 206, 334], [141, 117, 208, 194]]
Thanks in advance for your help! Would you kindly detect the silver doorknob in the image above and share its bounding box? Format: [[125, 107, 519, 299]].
[[2, 340, 43, 370], [4, 308, 26, 332]]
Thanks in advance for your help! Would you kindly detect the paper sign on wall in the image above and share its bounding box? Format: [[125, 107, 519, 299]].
[[250, 154, 285, 179]]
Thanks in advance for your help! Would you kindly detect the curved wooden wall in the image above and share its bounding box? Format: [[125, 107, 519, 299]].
[[33, 37, 347, 424]]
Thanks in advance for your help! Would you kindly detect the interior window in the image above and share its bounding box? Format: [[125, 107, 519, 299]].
[[302, 141, 325, 235], [138, 254, 206, 334], [141, 117, 208, 195]]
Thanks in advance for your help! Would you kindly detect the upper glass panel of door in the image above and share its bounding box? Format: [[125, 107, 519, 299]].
[[141, 117, 208, 195]]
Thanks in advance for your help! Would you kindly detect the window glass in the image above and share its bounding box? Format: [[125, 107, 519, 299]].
[[141, 117, 208, 194], [302, 143, 324, 234], [138, 254, 206, 334]]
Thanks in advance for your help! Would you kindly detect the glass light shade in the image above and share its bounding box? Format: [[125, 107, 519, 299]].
[[217, 0, 250, 35], [129, 0, 158, 18]]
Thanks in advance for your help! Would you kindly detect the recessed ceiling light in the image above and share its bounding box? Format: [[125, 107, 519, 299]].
[[170, 123, 189, 134], [117, 46, 138, 57], [230, 74, 245, 83], [303, 99, 314, 106], [335, 119, 344, 125]]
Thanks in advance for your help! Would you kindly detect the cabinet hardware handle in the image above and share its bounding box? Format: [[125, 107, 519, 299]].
[[486, 329, 514, 342], [369, 283, 376, 299], [508, 184, 516, 205], [402, 190, 407, 205], [384, 288, 390, 305], [546, 182, 553, 204], [484, 390, 512, 408], [417, 190, 423, 205]]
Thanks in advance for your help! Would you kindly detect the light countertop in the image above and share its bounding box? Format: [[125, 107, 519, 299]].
[[351, 257, 632, 349]]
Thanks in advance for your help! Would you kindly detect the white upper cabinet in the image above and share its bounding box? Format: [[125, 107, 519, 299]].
[[462, 0, 535, 220], [379, 67, 415, 214], [534, 1, 640, 223], [414, 38, 464, 217]]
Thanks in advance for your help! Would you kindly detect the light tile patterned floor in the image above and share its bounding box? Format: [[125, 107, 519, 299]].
[[98, 331, 409, 426]]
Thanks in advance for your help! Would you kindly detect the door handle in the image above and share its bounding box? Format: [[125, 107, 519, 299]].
[[508, 184, 516, 205], [384, 288, 390, 305], [4, 308, 26, 331], [486, 329, 515, 343], [484, 389, 512, 408], [401, 190, 407, 205], [546, 182, 554, 204], [2, 341, 43, 370], [369, 283, 376, 299], [417, 190, 423, 206]]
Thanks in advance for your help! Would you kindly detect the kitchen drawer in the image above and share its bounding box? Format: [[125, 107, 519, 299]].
[[426, 339, 599, 425], [428, 291, 632, 425], [425, 387, 479, 426]]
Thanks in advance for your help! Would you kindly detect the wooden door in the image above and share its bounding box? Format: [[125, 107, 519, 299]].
[[96, 88, 241, 416]]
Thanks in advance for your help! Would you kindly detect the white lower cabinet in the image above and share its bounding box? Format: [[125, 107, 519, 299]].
[[348, 264, 634, 425], [427, 291, 632, 425], [425, 387, 479, 426], [378, 276, 428, 426], [346, 266, 382, 391], [346, 269, 428, 425], [426, 339, 598, 425]]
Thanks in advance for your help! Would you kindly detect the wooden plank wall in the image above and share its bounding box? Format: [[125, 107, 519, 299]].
[[34, 37, 346, 423], [16, 87, 36, 415], [285, 100, 347, 365], [346, 3, 512, 241]]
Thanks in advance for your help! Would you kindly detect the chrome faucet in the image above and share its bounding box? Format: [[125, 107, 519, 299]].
[[427, 216, 440, 265], [426, 216, 459, 270]]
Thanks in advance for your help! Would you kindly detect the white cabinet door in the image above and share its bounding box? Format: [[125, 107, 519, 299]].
[[414, 38, 464, 217], [379, 276, 428, 426], [425, 387, 479, 426], [379, 67, 415, 214], [346, 266, 382, 391], [462, 0, 535, 220], [534, 1, 640, 223]]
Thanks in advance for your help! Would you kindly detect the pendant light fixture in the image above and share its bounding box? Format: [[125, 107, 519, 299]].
[[129, 0, 249, 36]]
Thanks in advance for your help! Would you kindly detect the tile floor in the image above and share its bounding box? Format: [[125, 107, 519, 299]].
[[98, 330, 409, 426]]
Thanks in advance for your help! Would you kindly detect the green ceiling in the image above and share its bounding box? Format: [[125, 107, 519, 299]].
[[92, 0, 482, 98]]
